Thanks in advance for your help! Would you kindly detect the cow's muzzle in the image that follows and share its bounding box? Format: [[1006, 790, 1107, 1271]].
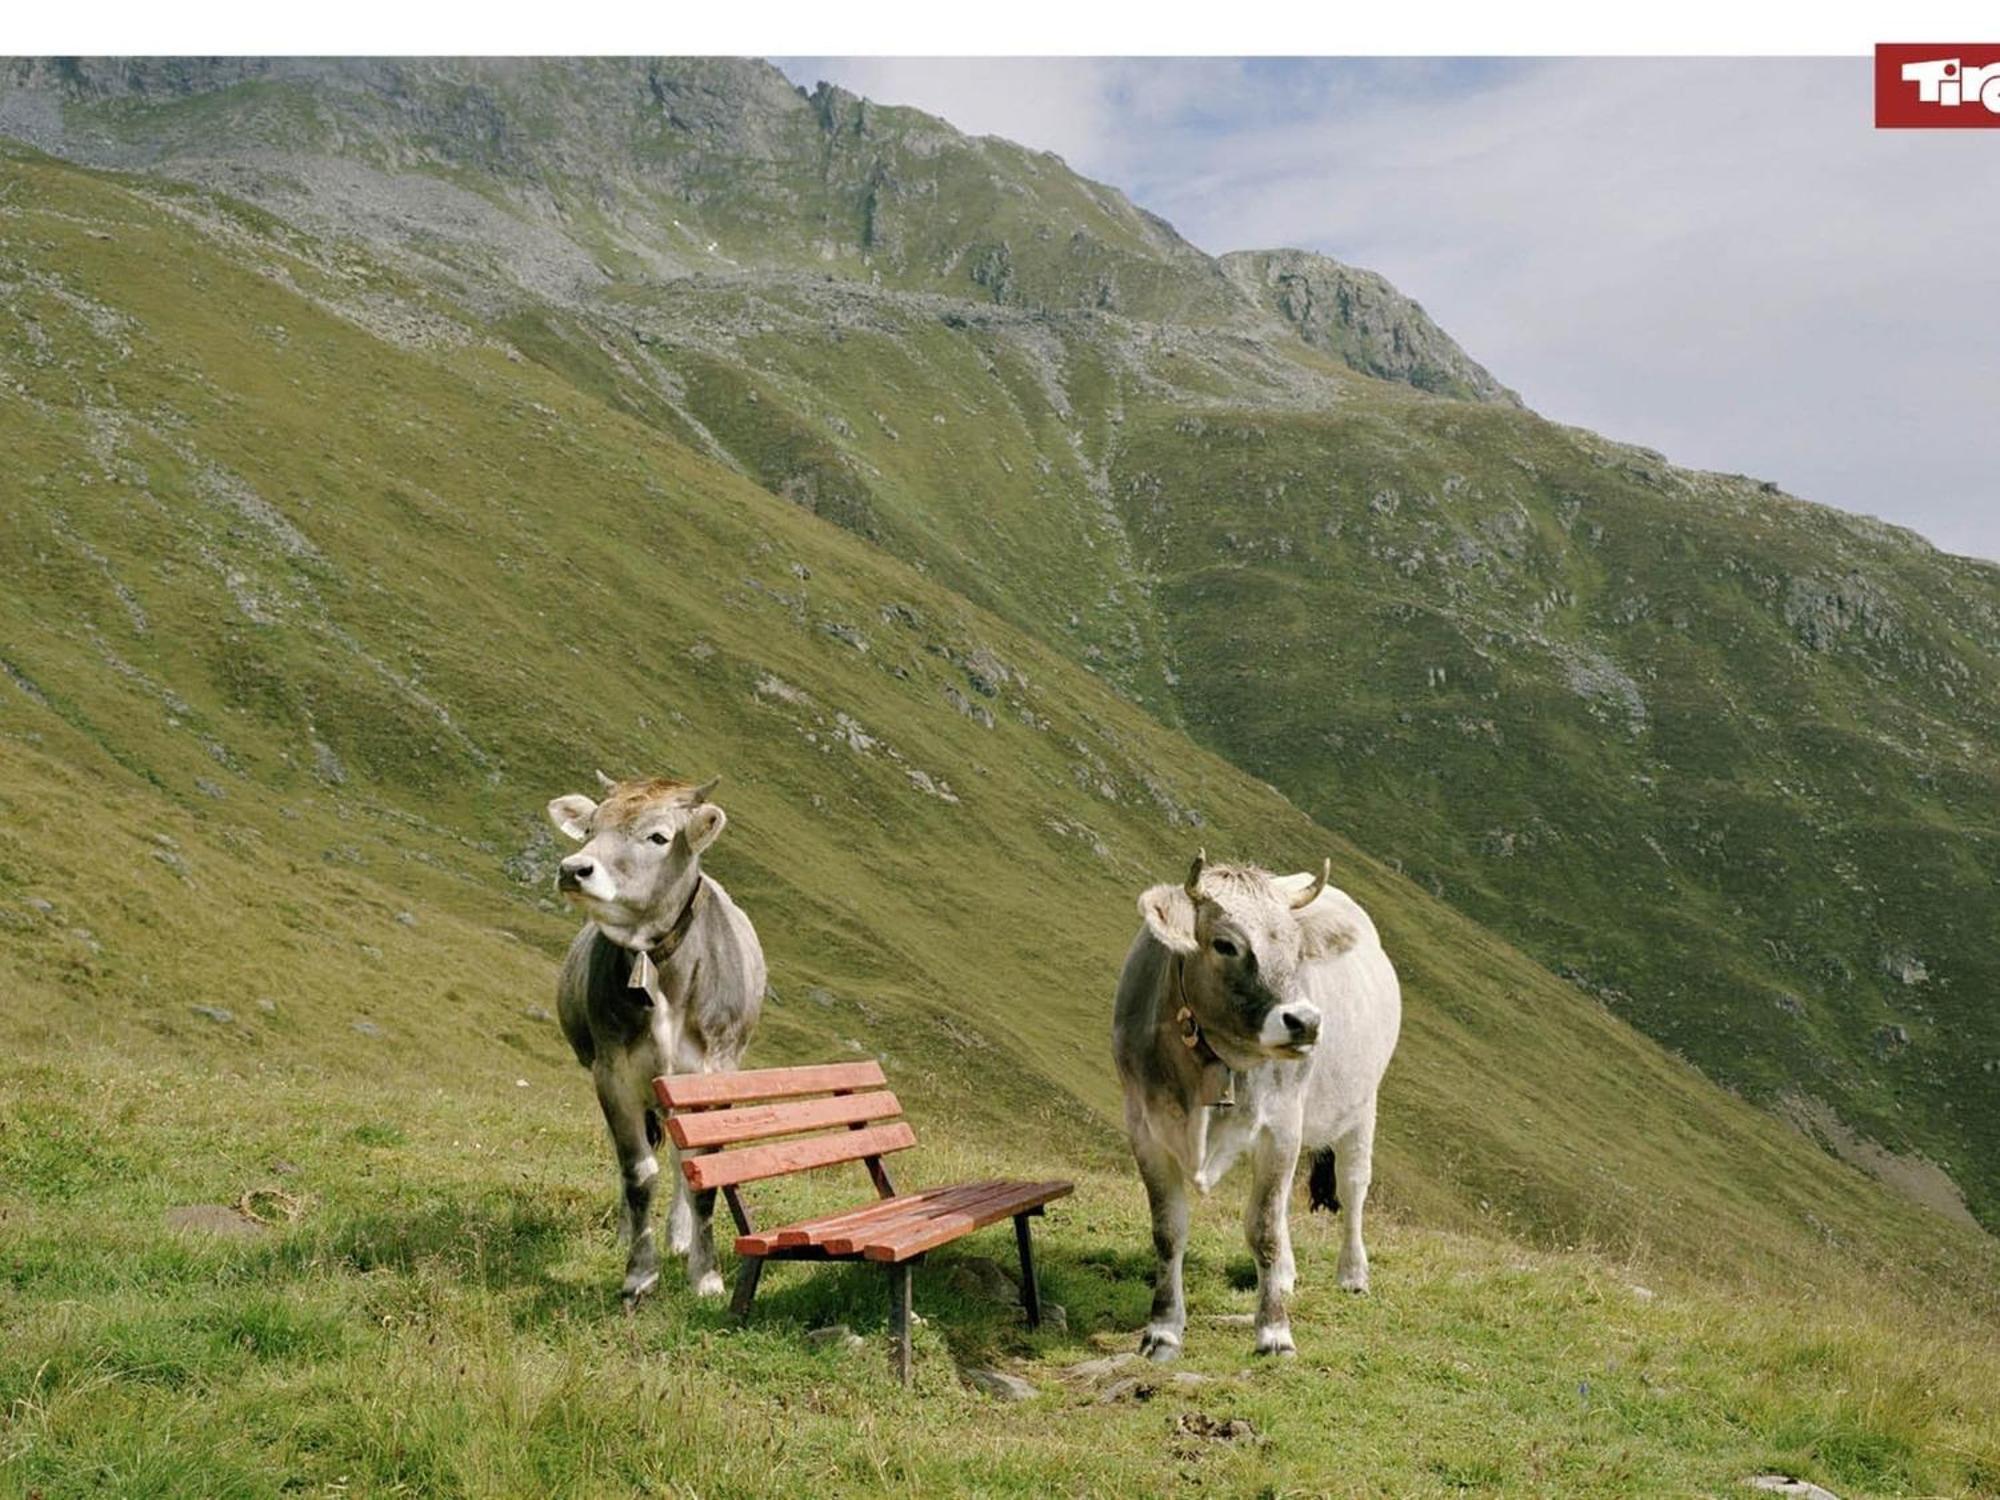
[[557, 856, 595, 895], [1272, 1003, 1322, 1056]]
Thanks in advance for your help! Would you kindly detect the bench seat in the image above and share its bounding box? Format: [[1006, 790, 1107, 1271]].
[[738, 1178, 1073, 1262], [654, 1060, 1073, 1383]]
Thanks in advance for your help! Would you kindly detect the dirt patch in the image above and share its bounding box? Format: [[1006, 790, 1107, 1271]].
[[164, 1203, 268, 1238], [1781, 1095, 1979, 1230]]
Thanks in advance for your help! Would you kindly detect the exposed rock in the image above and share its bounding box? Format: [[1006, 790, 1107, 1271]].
[[1064, 1353, 1135, 1381], [1879, 952, 1928, 986], [352, 1019, 386, 1039], [1784, 573, 1898, 652], [310, 735, 347, 786], [1219, 248, 1519, 405], [947, 1255, 1020, 1305], [944, 684, 996, 729], [806, 1324, 864, 1351], [1747, 1477, 1841, 1500], [961, 1366, 1036, 1401], [190, 1004, 234, 1024], [905, 767, 960, 803]]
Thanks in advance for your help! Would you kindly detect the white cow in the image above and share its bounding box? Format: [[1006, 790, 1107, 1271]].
[[1112, 853, 1401, 1359]]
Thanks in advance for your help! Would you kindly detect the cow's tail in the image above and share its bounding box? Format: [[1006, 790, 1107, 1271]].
[[1306, 1147, 1340, 1213]]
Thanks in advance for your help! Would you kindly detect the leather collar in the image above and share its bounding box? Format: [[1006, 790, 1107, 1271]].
[[625, 877, 707, 1007], [1172, 954, 1238, 1109]]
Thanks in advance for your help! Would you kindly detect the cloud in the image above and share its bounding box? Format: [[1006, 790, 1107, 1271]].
[[775, 57, 1999, 562]]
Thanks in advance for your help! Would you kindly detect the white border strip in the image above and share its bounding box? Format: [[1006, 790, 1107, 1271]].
[[6, 1, 1998, 60]]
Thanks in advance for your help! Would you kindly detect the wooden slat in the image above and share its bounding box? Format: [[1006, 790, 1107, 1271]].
[[655, 1062, 890, 1111], [858, 1180, 1074, 1263], [823, 1178, 1050, 1256], [680, 1122, 917, 1190], [859, 1181, 1072, 1263], [733, 1182, 998, 1257], [667, 1091, 903, 1150], [655, 1061, 887, 1111], [765, 1182, 1001, 1251], [773, 1180, 999, 1248]]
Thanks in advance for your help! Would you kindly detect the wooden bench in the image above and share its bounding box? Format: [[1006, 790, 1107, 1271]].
[[654, 1060, 1072, 1383]]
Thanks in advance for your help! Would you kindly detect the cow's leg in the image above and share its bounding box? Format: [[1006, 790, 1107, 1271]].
[[671, 1144, 725, 1298], [1333, 1104, 1377, 1293], [642, 1106, 696, 1256], [674, 1046, 726, 1299], [1135, 1141, 1190, 1361], [594, 1068, 661, 1308], [664, 1140, 695, 1255], [1245, 1127, 1303, 1356]]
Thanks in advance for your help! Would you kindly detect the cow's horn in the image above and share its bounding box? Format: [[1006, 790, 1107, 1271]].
[[1291, 858, 1330, 910], [594, 769, 618, 791], [690, 775, 723, 804], [1185, 848, 1208, 902]]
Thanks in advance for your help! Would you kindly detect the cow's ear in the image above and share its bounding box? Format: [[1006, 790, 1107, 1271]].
[[680, 803, 727, 854], [547, 794, 597, 841], [1294, 896, 1359, 961], [1139, 884, 1199, 955]]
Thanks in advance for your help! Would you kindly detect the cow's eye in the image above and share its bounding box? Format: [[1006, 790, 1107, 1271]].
[[1211, 937, 1239, 959], [647, 831, 670, 846]]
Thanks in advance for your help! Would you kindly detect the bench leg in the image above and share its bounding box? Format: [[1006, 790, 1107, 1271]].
[[888, 1261, 913, 1386], [730, 1256, 765, 1321], [1013, 1212, 1043, 1331]]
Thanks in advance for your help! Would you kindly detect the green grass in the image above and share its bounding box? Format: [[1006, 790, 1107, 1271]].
[[3, 140, 1999, 1495], [4, 1051, 1997, 1498]]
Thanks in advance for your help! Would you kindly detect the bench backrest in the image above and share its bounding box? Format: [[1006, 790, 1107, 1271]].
[[653, 1061, 915, 1191]]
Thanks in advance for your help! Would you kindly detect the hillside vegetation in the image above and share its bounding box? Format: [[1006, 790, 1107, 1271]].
[[14, 56, 1985, 1226], [1, 61, 1997, 1496]]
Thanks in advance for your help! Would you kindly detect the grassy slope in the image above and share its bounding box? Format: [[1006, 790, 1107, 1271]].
[[1106, 396, 2000, 1227], [2, 149, 1997, 1495], [554, 266, 2000, 1231]]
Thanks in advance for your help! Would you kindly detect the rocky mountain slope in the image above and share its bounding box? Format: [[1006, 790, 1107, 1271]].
[[15, 132, 1986, 1304], [4, 55, 1997, 1239]]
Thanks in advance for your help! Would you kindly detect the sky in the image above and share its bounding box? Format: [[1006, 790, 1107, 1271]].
[[775, 58, 1999, 563]]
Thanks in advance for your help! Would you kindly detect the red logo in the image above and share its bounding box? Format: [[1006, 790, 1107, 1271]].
[[1877, 44, 2000, 127]]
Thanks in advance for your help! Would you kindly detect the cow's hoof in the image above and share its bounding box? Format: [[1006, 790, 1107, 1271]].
[[1138, 1328, 1183, 1362], [620, 1270, 660, 1311], [691, 1270, 726, 1299], [1338, 1271, 1371, 1294], [1253, 1328, 1297, 1357]]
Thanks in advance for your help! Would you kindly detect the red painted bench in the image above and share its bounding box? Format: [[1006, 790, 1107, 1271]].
[[654, 1060, 1072, 1383]]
